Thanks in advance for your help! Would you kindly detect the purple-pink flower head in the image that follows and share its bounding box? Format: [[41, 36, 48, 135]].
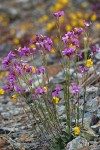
[[55, 85, 60, 93], [34, 66, 45, 75], [31, 48, 36, 54], [15, 85, 26, 93], [91, 45, 100, 53], [3, 82, 14, 92], [77, 52, 83, 59], [62, 47, 75, 58], [52, 85, 61, 97], [7, 69, 16, 82], [74, 28, 84, 35], [71, 83, 80, 95], [52, 91, 58, 97], [79, 66, 88, 73], [21, 46, 30, 56], [2, 51, 15, 68], [83, 20, 92, 28], [71, 38, 79, 47], [35, 87, 46, 95], [53, 11, 64, 18]]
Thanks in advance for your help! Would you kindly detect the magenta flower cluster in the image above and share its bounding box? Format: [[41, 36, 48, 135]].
[[53, 11, 64, 18], [62, 28, 83, 58], [71, 83, 80, 95], [52, 85, 61, 97]]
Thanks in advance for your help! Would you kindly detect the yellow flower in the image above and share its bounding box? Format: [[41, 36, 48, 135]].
[[29, 44, 36, 48], [5, 71, 9, 77], [65, 24, 72, 31], [58, 0, 68, 4], [96, 23, 100, 29], [84, 13, 89, 20], [76, 11, 82, 18], [12, 94, 18, 103], [13, 38, 19, 44], [74, 127, 80, 135], [71, 21, 77, 27], [42, 15, 48, 21], [69, 13, 77, 20], [51, 48, 55, 53], [86, 58, 93, 68], [0, 89, 4, 95], [69, 44, 76, 49], [10, 29, 16, 35], [53, 96, 59, 104], [44, 86, 48, 92], [32, 67, 36, 73], [46, 22, 55, 31], [78, 19, 84, 27], [59, 16, 64, 24], [91, 14, 97, 21]]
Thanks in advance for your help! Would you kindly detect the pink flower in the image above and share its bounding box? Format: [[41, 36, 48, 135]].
[[83, 20, 92, 28], [71, 83, 80, 95], [53, 11, 64, 18]]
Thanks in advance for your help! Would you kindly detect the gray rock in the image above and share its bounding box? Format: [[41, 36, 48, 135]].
[[95, 52, 100, 60], [91, 124, 99, 133], [73, 73, 82, 79], [66, 136, 89, 150]]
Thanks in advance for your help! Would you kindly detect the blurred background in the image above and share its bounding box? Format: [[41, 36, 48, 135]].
[[0, 0, 100, 57]]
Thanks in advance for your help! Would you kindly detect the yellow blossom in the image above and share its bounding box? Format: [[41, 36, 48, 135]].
[[0, 89, 4, 95], [38, 15, 48, 24], [86, 58, 93, 68], [59, 16, 64, 24], [96, 23, 100, 29], [43, 15, 48, 21], [78, 19, 84, 27], [91, 14, 97, 21], [53, 96, 59, 104], [69, 44, 76, 49], [84, 13, 89, 20], [10, 29, 16, 35], [12, 94, 18, 103], [44, 86, 48, 92], [65, 24, 72, 31], [46, 22, 55, 31], [32, 67, 36, 73], [29, 44, 36, 48], [5, 71, 9, 77], [74, 127, 80, 135], [54, 3, 63, 11], [71, 21, 77, 27], [50, 3, 63, 12], [58, 0, 68, 4], [69, 13, 77, 20], [51, 48, 55, 53], [13, 38, 19, 44], [76, 11, 82, 18]]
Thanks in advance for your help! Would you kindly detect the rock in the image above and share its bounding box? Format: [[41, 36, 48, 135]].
[[90, 145, 100, 150], [90, 114, 99, 126], [57, 105, 65, 116], [86, 86, 98, 93], [86, 97, 98, 113], [66, 136, 89, 150], [73, 73, 82, 79], [91, 124, 99, 133], [95, 52, 100, 60]]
